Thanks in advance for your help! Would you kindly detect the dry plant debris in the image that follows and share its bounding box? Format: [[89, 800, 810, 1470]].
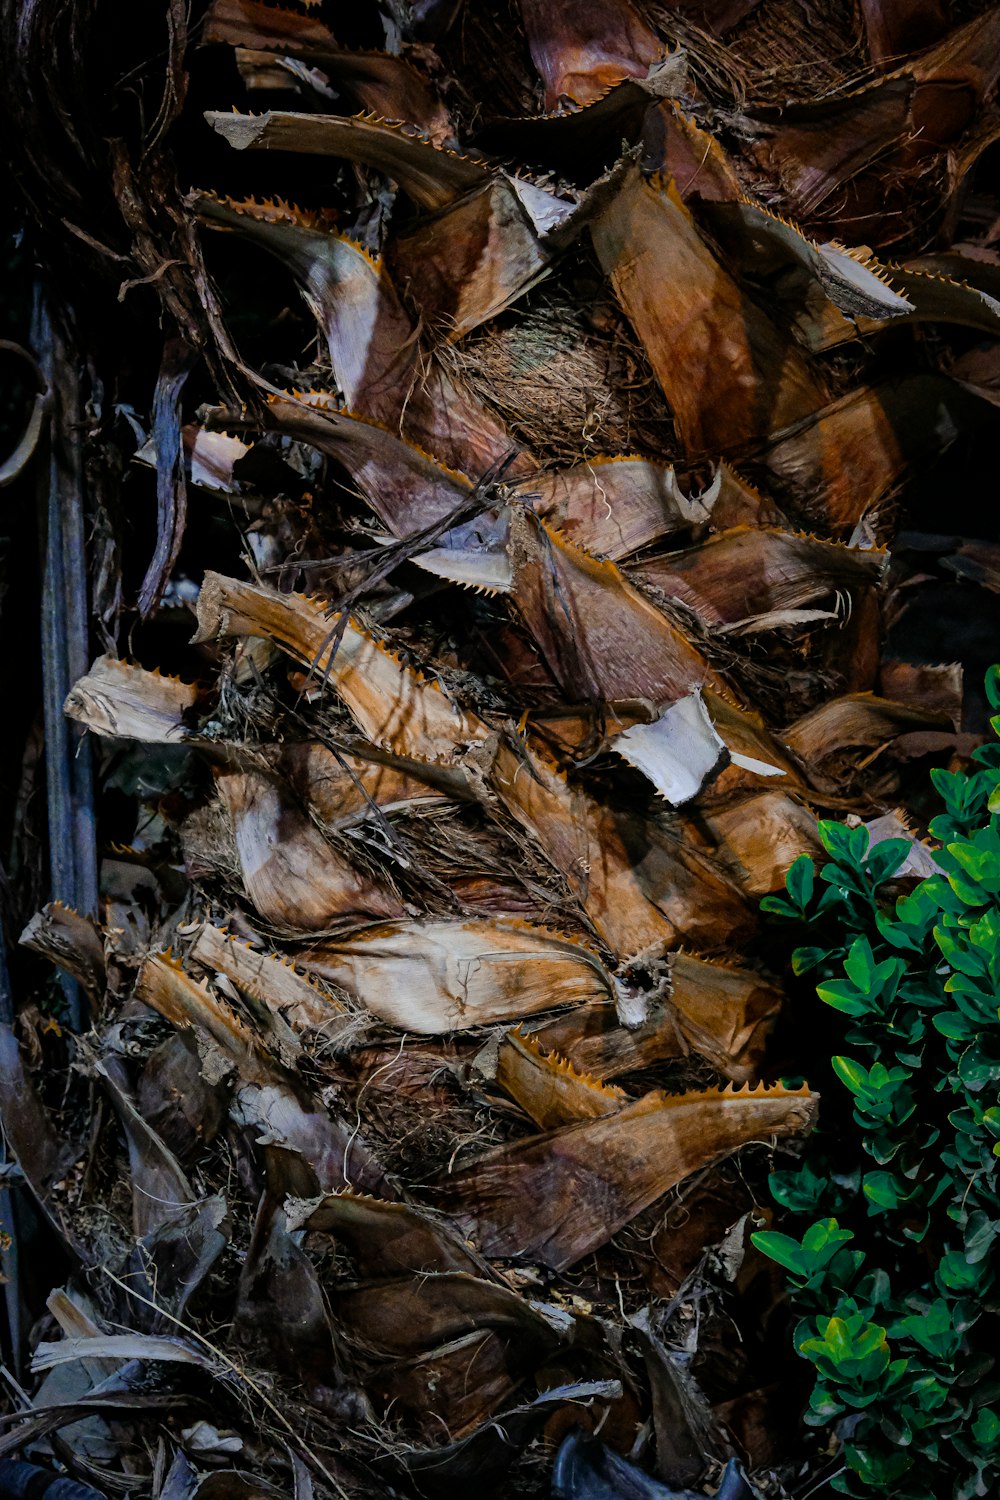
[[1, 0, 1000, 1496]]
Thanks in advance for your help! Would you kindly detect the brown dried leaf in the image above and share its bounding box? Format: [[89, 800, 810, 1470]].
[[201, 0, 336, 52], [336, 1269, 561, 1360], [287, 1191, 489, 1278], [748, 10, 1000, 219], [228, 43, 454, 147], [439, 1081, 818, 1269], [761, 376, 981, 531], [783, 691, 952, 764], [19, 902, 106, 999], [514, 456, 720, 560], [296, 917, 614, 1032], [135, 954, 389, 1194], [96, 1052, 195, 1238], [516, 0, 662, 108], [214, 395, 475, 536], [879, 661, 963, 727], [490, 739, 754, 959], [630, 527, 886, 629], [390, 178, 553, 339], [859, 0, 948, 66], [136, 1031, 228, 1164], [591, 166, 828, 456], [700, 791, 825, 895], [234, 1176, 361, 1417], [667, 953, 782, 1082], [204, 111, 487, 212], [526, 998, 686, 1080], [277, 741, 458, 826], [494, 1028, 626, 1127], [215, 766, 403, 934], [194, 573, 488, 764], [192, 924, 346, 1035], [508, 507, 730, 704], [194, 195, 529, 477], [366, 1329, 526, 1439], [0, 1024, 82, 1254], [65, 656, 199, 742]]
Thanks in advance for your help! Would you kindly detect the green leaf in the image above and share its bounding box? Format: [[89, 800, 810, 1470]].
[[816, 979, 870, 1017], [759, 894, 799, 919], [973, 1408, 1000, 1448], [866, 839, 910, 886], [843, 937, 877, 991], [786, 853, 814, 910], [791, 945, 837, 976], [819, 821, 870, 868], [832, 1056, 870, 1097], [749, 1230, 806, 1275]]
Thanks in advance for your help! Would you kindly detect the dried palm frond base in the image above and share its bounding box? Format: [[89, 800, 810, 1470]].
[[3, 0, 1000, 1495]]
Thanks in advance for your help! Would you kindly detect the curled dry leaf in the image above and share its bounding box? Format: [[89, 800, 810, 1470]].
[[204, 110, 489, 212], [0, 1025, 82, 1255], [136, 1030, 228, 1165], [666, 952, 782, 1081], [474, 60, 689, 171], [748, 9, 1000, 222], [334, 1268, 562, 1361], [32, 1333, 218, 1373], [276, 740, 461, 825], [795, 258, 1000, 352], [234, 1176, 362, 1418], [194, 193, 529, 478], [527, 951, 780, 1083], [135, 954, 389, 1195], [200, 0, 337, 54], [387, 1379, 624, 1492], [210, 394, 475, 536]]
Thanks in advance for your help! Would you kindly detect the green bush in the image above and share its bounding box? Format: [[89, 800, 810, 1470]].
[[754, 667, 1000, 1499]]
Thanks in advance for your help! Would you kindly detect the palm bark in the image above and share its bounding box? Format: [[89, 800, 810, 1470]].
[[1, 0, 998, 1495]]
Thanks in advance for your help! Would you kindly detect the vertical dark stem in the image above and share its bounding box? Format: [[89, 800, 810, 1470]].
[[0, 920, 23, 1376], [33, 293, 97, 1032]]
